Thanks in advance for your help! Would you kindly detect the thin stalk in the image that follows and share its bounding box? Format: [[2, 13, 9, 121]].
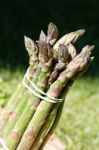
[[0, 83, 26, 131], [2, 65, 41, 138], [31, 104, 59, 150], [0, 36, 38, 131], [0, 36, 39, 134], [39, 80, 74, 150]]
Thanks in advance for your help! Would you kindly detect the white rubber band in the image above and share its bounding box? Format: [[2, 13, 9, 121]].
[[26, 68, 63, 101], [22, 68, 63, 103], [0, 138, 9, 150]]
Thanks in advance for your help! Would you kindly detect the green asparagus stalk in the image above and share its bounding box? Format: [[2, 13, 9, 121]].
[[31, 104, 59, 150], [0, 36, 39, 132], [0, 36, 39, 136], [0, 84, 25, 130], [16, 45, 94, 150], [6, 84, 25, 108], [39, 80, 74, 150], [1, 92, 29, 138]]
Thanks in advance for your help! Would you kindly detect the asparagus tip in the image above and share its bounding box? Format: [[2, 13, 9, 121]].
[[82, 45, 94, 54], [39, 30, 47, 42], [24, 36, 34, 50], [69, 29, 86, 43]]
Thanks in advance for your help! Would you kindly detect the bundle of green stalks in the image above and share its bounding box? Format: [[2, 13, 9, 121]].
[[0, 23, 94, 150]]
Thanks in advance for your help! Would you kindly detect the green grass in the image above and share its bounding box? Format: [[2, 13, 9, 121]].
[[0, 68, 99, 150], [56, 78, 99, 150], [0, 67, 24, 107]]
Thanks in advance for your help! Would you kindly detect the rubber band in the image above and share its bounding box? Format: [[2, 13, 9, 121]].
[[22, 68, 63, 103], [26, 68, 63, 101], [0, 138, 9, 150]]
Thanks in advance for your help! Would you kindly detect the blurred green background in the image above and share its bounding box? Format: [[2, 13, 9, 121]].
[[0, 0, 99, 149]]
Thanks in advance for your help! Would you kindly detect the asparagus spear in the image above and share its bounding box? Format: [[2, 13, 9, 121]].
[[47, 22, 58, 45], [31, 104, 59, 150], [0, 36, 39, 132], [48, 44, 70, 85], [39, 80, 75, 150], [53, 29, 85, 58], [1, 92, 28, 138], [1, 41, 40, 138], [16, 45, 94, 150], [0, 84, 25, 129]]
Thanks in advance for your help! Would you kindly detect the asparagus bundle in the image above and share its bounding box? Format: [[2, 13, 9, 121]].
[[0, 23, 94, 150]]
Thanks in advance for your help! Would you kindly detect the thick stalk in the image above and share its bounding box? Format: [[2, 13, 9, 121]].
[[31, 104, 59, 150], [1, 92, 28, 138], [0, 36, 38, 131], [2, 65, 41, 138], [7, 83, 25, 107], [0, 83, 26, 131], [39, 80, 74, 150]]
